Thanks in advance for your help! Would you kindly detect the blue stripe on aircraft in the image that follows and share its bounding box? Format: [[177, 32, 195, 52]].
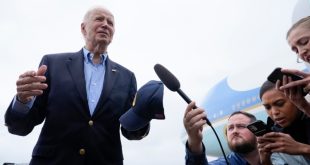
[[201, 78, 261, 122]]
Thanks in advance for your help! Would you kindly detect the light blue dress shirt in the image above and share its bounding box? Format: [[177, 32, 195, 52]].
[[82, 48, 107, 115]]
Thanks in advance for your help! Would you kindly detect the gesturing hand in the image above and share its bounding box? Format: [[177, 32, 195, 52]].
[[16, 65, 48, 103]]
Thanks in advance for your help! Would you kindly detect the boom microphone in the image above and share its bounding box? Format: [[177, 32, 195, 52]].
[[154, 63, 211, 126]]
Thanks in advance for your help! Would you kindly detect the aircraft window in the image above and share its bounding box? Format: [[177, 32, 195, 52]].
[[220, 110, 223, 115], [252, 96, 257, 102], [246, 98, 251, 104], [241, 100, 246, 106]]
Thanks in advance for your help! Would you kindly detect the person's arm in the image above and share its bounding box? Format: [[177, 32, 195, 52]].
[[5, 65, 48, 136], [183, 102, 206, 153], [9, 65, 47, 114], [299, 143, 310, 158], [292, 98, 310, 117], [185, 141, 208, 165], [11, 96, 35, 114], [184, 102, 208, 164]]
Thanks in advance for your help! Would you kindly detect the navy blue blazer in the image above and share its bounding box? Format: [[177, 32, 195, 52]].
[[5, 49, 146, 165]]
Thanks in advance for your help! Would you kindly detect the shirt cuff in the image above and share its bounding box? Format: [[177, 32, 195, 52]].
[[11, 96, 35, 114]]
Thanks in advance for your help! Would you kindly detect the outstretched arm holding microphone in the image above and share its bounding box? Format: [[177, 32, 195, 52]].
[[184, 101, 206, 154]]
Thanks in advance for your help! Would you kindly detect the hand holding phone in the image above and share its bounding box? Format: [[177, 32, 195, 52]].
[[247, 120, 271, 136], [267, 67, 303, 83], [267, 67, 307, 96]]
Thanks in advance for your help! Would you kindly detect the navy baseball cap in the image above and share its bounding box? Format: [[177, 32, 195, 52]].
[[119, 80, 165, 131]]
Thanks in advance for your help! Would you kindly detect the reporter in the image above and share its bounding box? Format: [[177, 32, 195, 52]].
[[280, 17, 310, 93], [275, 16, 310, 116], [184, 102, 261, 165], [257, 80, 310, 165], [287, 16, 310, 66]]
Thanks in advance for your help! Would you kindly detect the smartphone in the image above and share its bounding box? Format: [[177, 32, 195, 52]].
[[246, 120, 271, 136], [267, 67, 307, 96], [267, 67, 303, 83]]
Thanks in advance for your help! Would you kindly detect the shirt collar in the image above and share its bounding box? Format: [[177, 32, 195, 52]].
[[229, 152, 250, 164], [82, 47, 108, 64]]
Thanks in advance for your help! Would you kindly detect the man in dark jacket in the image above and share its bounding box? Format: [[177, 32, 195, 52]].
[[5, 6, 149, 165]]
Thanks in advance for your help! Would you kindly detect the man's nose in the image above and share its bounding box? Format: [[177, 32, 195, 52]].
[[98, 20, 107, 27], [231, 127, 239, 134]]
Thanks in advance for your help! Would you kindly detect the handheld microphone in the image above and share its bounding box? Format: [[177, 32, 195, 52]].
[[154, 63, 211, 126], [153, 63, 229, 165]]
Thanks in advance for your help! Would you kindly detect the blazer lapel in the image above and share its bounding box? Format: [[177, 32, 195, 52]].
[[93, 57, 118, 117], [66, 50, 89, 116]]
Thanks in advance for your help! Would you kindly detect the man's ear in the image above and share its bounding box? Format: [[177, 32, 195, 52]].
[[223, 125, 228, 139], [81, 23, 86, 36]]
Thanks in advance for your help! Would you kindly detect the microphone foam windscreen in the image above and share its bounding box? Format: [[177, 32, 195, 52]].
[[154, 64, 180, 91]]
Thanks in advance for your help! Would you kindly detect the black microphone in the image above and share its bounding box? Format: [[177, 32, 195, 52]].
[[154, 63, 212, 126], [154, 63, 230, 165]]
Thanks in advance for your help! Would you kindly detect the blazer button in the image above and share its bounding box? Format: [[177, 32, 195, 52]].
[[88, 120, 94, 126], [79, 148, 86, 155]]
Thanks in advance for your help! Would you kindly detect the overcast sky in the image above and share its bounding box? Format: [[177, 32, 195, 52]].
[[0, 0, 304, 164]]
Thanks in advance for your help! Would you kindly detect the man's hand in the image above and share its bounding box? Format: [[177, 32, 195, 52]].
[[183, 101, 207, 154], [16, 65, 48, 103], [259, 132, 308, 155]]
